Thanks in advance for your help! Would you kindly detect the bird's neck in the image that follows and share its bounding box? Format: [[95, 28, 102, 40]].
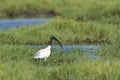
[[46, 45, 51, 49], [49, 38, 53, 46]]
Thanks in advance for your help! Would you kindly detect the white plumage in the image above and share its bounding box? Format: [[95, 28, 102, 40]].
[[33, 36, 62, 61], [34, 45, 51, 61]]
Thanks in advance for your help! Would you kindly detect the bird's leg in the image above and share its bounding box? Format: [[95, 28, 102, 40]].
[[39, 59, 41, 62], [44, 58, 47, 62]]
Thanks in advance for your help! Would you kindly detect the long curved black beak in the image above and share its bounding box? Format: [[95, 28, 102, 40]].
[[53, 37, 62, 48]]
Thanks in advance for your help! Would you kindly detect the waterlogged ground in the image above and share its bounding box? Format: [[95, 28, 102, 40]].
[[29, 45, 101, 60], [0, 18, 101, 59], [0, 0, 120, 79], [29, 45, 100, 52], [0, 18, 120, 80]]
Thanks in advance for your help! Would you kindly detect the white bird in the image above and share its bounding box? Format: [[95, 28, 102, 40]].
[[34, 36, 62, 61]]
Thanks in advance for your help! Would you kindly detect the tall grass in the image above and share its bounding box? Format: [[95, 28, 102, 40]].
[[0, 45, 120, 80], [0, 0, 120, 21], [0, 0, 120, 79], [95, 39, 120, 59], [0, 18, 119, 45]]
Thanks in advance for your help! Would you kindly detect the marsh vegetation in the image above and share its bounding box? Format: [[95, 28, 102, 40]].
[[0, 0, 120, 80]]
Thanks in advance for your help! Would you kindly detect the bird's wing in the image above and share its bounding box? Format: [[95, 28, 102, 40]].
[[34, 49, 42, 58], [34, 49, 46, 59]]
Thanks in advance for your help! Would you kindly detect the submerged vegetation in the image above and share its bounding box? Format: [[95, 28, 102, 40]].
[[0, 0, 120, 80]]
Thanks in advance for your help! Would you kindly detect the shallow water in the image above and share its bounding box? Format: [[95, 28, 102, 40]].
[[53, 45, 100, 52], [29, 45, 101, 60], [30, 45, 100, 52], [0, 18, 51, 31]]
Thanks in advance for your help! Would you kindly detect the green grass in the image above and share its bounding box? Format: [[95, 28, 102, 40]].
[[0, 19, 119, 79], [0, 45, 120, 80], [0, 14, 119, 80], [96, 40, 120, 59], [0, 0, 120, 79], [0, 18, 120, 45], [0, 0, 120, 21]]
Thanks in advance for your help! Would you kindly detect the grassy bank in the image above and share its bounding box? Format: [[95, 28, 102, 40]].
[[0, 18, 120, 45], [0, 0, 120, 21], [0, 45, 120, 80]]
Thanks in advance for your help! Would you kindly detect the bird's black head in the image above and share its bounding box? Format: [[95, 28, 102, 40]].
[[50, 36, 55, 40], [50, 36, 62, 48]]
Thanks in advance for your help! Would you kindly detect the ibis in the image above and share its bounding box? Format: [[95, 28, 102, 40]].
[[34, 36, 62, 61]]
